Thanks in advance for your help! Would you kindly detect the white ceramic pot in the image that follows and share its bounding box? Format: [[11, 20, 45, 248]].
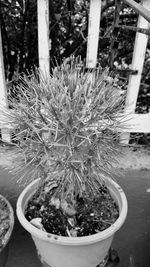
[[16, 178, 127, 267]]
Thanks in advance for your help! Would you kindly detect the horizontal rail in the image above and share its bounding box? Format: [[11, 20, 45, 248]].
[[121, 113, 150, 133], [0, 111, 150, 133]]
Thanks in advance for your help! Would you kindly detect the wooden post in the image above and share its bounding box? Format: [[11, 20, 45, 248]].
[[120, 0, 150, 144], [37, 0, 50, 75], [0, 24, 10, 142], [86, 0, 101, 68]]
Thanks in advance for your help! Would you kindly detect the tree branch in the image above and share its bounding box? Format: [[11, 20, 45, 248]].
[[116, 24, 150, 35], [109, 0, 121, 68], [19, 0, 29, 72]]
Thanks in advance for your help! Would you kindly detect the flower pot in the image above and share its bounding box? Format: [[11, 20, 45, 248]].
[[0, 195, 14, 266], [16, 178, 127, 267]]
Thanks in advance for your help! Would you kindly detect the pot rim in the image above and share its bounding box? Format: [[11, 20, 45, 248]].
[[16, 178, 128, 246], [0, 194, 14, 252]]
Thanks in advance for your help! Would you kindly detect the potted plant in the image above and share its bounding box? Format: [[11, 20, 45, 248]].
[[0, 57, 128, 267], [0, 194, 14, 266]]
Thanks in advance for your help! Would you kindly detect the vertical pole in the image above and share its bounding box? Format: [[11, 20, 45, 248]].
[[37, 0, 50, 75], [120, 0, 150, 144], [0, 24, 10, 142], [86, 0, 101, 68]]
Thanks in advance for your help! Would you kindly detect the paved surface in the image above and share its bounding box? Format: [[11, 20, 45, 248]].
[[114, 170, 150, 267], [0, 167, 150, 267]]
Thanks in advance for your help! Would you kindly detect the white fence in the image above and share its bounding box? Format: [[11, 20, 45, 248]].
[[0, 0, 150, 144], [86, 0, 150, 144]]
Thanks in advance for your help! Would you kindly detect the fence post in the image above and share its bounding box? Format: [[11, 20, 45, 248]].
[[0, 24, 10, 142], [37, 0, 50, 75], [120, 0, 150, 144], [86, 0, 101, 68]]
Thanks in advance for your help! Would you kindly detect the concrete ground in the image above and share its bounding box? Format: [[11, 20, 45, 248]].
[[114, 170, 150, 267], [0, 148, 150, 267]]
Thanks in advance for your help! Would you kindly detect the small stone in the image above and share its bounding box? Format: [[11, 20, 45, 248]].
[[40, 205, 44, 211], [68, 217, 75, 227], [69, 229, 77, 237], [30, 218, 46, 232], [61, 200, 76, 216], [50, 198, 60, 209]]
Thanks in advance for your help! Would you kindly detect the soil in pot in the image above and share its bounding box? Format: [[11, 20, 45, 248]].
[[0, 195, 12, 252], [25, 183, 119, 237]]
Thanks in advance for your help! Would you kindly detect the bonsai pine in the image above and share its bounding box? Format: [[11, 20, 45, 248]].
[[0, 57, 126, 237]]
